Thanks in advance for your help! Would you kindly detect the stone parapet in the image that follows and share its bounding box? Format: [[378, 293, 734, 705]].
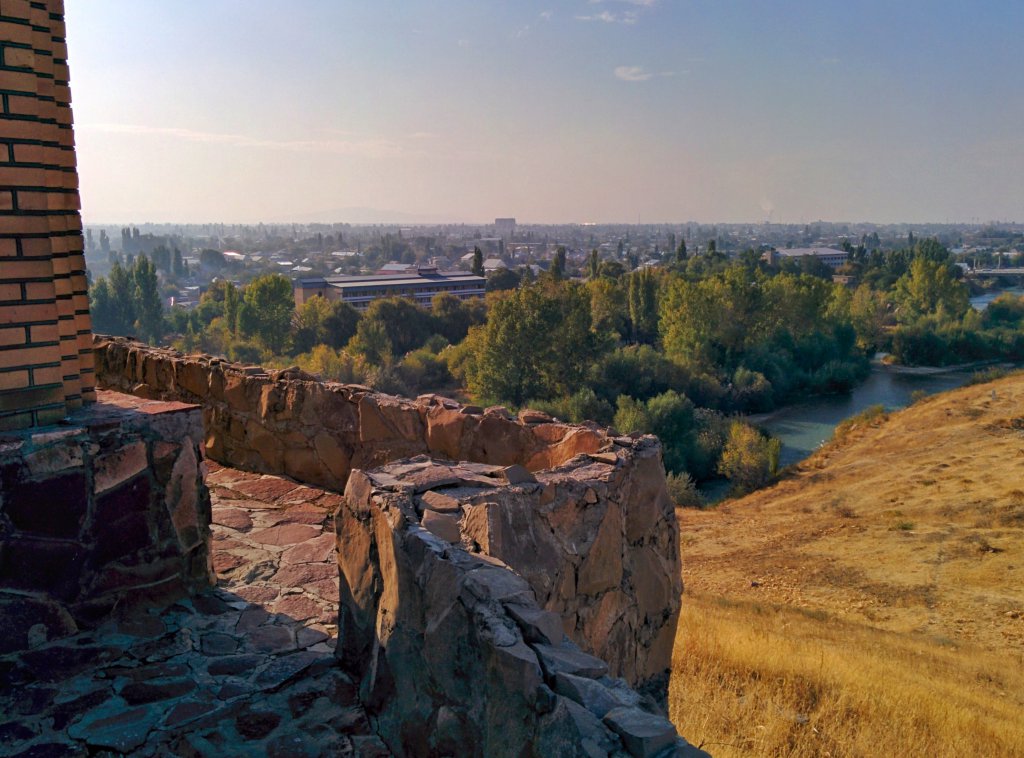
[[93, 336, 608, 490], [0, 390, 212, 652], [336, 454, 696, 758]]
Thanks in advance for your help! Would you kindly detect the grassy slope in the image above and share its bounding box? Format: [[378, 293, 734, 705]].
[[670, 373, 1024, 757]]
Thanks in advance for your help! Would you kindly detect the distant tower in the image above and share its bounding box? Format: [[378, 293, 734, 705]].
[[0, 0, 95, 430], [495, 217, 516, 240]]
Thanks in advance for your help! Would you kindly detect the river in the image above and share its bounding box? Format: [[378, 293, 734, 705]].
[[969, 286, 1024, 310], [757, 286, 1023, 467], [752, 364, 979, 468]]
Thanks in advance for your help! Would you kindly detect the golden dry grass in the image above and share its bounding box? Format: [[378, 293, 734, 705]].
[[671, 373, 1024, 757]]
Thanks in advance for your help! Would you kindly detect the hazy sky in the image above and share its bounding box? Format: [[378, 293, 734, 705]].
[[65, 1, 1024, 225]]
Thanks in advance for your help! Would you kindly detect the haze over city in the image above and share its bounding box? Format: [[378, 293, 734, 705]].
[[66, 1, 1024, 225]]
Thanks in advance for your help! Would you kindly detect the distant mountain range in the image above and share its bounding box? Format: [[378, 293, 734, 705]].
[[278, 206, 477, 225]]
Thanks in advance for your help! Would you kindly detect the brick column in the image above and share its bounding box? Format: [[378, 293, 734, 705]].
[[0, 0, 93, 431]]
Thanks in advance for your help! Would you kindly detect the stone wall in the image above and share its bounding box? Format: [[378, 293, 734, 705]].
[[94, 336, 608, 492], [0, 390, 212, 653], [95, 337, 693, 754], [336, 455, 696, 758], [341, 447, 681, 699]]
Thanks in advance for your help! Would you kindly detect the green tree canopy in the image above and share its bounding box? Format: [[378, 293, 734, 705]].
[[892, 257, 969, 324], [241, 274, 295, 353], [464, 282, 600, 405]]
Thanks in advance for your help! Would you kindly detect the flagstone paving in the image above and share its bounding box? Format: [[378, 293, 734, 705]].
[[0, 463, 390, 757]]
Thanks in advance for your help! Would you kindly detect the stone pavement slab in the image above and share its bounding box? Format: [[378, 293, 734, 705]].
[[0, 463, 390, 757]]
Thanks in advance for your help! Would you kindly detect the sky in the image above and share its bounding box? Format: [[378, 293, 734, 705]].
[[65, 1, 1024, 225]]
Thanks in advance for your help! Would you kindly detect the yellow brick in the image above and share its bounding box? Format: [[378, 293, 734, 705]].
[[0, 302, 58, 324], [0, 1, 34, 20], [0, 69, 36, 93], [0, 368, 29, 390], [19, 237, 52, 256], [4, 46, 35, 68], [6, 94, 41, 117], [14, 190, 47, 210], [0, 21, 33, 46], [0, 326, 25, 347], [0, 259, 53, 280], [24, 282, 55, 301], [12, 144, 46, 164], [0, 411, 34, 432], [35, 406, 67, 426], [31, 364, 61, 385], [0, 215, 50, 235], [0, 166, 45, 187], [1, 342, 62, 368], [29, 323, 58, 343]]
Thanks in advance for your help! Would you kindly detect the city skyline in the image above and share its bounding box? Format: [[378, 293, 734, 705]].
[[66, 1, 1024, 225]]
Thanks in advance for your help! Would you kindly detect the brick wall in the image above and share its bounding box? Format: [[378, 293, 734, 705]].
[[0, 0, 93, 431]]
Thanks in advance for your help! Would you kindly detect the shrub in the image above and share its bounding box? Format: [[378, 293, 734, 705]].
[[832, 404, 887, 443], [666, 472, 704, 508], [718, 421, 781, 493], [396, 348, 453, 393]]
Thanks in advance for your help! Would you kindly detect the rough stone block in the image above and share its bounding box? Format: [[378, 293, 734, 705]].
[[505, 603, 564, 645], [603, 707, 678, 757], [3, 470, 88, 539], [420, 509, 461, 544], [93, 441, 148, 494], [533, 642, 610, 680]]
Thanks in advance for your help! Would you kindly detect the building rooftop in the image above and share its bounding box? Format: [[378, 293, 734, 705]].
[[773, 247, 848, 257]]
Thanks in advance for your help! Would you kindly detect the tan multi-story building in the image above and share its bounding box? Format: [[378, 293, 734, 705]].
[[294, 265, 486, 311], [763, 246, 850, 270]]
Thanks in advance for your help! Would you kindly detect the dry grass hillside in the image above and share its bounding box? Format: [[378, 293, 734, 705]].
[[669, 372, 1024, 757]]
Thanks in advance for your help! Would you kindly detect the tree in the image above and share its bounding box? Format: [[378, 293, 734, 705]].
[[241, 274, 294, 353], [589, 249, 599, 279], [88, 277, 117, 334], [200, 249, 226, 271], [627, 268, 658, 344], [486, 267, 520, 292], [892, 257, 969, 324], [292, 295, 332, 354], [718, 421, 781, 492], [347, 318, 393, 366], [849, 284, 888, 349], [432, 292, 480, 344], [551, 246, 567, 281], [107, 261, 138, 335], [323, 300, 361, 349], [361, 297, 434, 356], [466, 282, 600, 405], [675, 238, 688, 264], [151, 245, 171, 273], [172, 247, 185, 278], [588, 278, 628, 339], [132, 254, 164, 344], [471, 246, 484, 277]]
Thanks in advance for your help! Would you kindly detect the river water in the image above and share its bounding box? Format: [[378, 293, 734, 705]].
[[969, 286, 1024, 310], [756, 286, 1023, 468], [753, 365, 978, 468]]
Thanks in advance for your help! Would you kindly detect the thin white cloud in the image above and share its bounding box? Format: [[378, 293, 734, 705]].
[[78, 123, 408, 158], [540, 10, 553, 20], [577, 10, 638, 24], [590, 0, 656, 5], [615, 65, 653, 82]]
